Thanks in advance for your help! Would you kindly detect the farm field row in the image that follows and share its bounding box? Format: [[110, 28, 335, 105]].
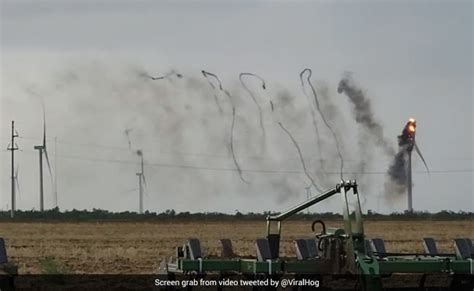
[[1, 219, 472, 274]]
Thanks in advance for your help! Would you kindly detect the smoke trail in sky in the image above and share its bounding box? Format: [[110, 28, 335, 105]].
[[239, 72, 267, 152], [201, 70, 248, 184], [302, 68, 344, 180], [337, 72, 395, 156], [299, 68, 326, 176], [278, 122, 323, 192]]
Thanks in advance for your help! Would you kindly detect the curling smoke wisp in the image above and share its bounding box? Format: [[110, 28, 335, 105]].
[[239, 73, 267, 152], [201, 70, 248, 184], [146, 70, 183, 81], [201, 70, 224, 113], [278, 122, 323, 192], [301, 68, 344, 180], [299, 69, 326, 176]]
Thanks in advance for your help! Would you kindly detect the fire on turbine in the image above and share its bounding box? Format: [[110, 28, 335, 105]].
[[399, 118, 416, 148]]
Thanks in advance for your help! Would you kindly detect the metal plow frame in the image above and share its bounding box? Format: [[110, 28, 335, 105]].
[[164, 180, 474, 290]]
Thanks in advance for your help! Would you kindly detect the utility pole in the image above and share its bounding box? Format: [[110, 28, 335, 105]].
[[34, 144, 45, 212], [7, 121, 19, 218]]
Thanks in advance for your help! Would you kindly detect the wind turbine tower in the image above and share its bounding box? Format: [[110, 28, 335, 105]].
[[398, 118, 429, 212], [34, 107, 54, 212], [136, 150, 146, 214], [33, 144, 45, 211]]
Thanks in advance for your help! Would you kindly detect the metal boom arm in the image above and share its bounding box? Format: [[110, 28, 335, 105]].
[[267, 186, 340, 222]]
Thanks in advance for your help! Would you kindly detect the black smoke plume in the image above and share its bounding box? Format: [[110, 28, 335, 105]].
[[337, 72, 395, 157], [386, 130, 412, 194]]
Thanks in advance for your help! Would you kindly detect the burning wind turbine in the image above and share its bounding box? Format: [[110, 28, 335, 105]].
[[387, 117, 429, 212]]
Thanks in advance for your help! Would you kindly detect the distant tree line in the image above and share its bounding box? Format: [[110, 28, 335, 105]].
[[0, 208, 472, 221]]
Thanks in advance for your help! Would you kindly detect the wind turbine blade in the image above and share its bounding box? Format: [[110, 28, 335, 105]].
[[142, 174, 149, 198], [44, 148, 54, 185], [15, 178, 21, 199], [414, 142, 430, 175], [42, 103, 47, 147], [15, 164, 20, 199], [142, 174, 147, 189], [42, 102, 55, 186]]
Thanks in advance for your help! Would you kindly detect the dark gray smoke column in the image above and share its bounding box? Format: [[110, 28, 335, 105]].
[[387, 119, 416, 208], [337, 72, 395, 156], [387, 145, 410, 196]]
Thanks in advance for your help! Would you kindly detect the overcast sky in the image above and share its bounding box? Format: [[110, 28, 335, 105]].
[[1, 0, 472, 214]]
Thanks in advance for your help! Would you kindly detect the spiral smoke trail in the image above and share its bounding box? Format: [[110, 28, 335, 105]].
[[278, 122, 323, 192], [201, 70, 248, 184], [270, 90, 323, 192], [239, 72, 266, 151], [201, 70, 225, 113], [299, 68, 326, 176], [301, 68, 344, 180], [146, 70, 183, 81]]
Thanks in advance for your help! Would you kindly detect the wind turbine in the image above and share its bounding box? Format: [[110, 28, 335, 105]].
[[136, 149, 147, 214], [34, 105, 54, 212], [399, 118, 429, 212]]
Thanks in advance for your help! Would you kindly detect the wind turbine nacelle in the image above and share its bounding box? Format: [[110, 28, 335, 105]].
[[398, 118, 416, 148], [402, 118, 416, 137]]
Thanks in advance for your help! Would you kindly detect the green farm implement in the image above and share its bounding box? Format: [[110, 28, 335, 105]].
[[163, 180, 474, 290]]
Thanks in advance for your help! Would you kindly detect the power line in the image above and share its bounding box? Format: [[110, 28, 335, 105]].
[[17, 136, 260, 159], [53, 153, 474, 175], [4, 147, 474, 175], [12, 135, 474, 164]]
